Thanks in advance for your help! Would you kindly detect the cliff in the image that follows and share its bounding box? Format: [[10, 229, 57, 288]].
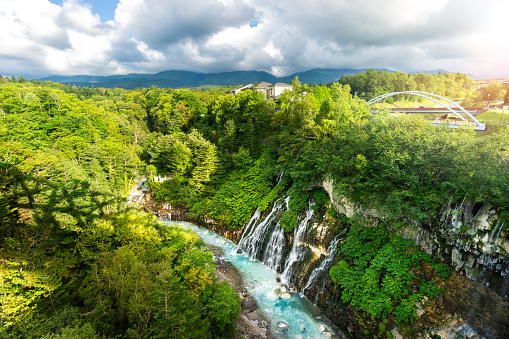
[[131, 178, 509, 338]]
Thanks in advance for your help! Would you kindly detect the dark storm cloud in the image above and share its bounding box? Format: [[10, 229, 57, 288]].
[[1, 0, 507, 77], [107, 39, 147, 63], [263, 0, 484, 72], [120, 0, 256, 50]]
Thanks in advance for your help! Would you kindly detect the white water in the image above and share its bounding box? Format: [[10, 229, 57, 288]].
[[239, 209, 262, 242], [301, 234, 342, 296], [280, 201, 316, 285], [263, 224, 286, 271], [238, 198, 287, 260], [166, 220, 342, 339], [490, 220, 505, 244]]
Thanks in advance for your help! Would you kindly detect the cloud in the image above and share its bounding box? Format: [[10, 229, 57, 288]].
[[114, 0, 255, 49], [56, 0, 107, 35], [0, 0, 508, 78], [107, 38, 148, 63]]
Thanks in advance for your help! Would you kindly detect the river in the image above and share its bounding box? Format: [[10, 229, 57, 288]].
[[165, 220, 342, 339]]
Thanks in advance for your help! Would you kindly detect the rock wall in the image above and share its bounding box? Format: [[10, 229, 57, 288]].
[[132, 178, 509, 337], [322, 178, 509, 297]]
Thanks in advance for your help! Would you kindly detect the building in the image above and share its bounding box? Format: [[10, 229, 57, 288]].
[[227, 83, 254, 95], [253, 81, 272, 99], [229, 82, 292, 100], [266, 83, 292, 100]]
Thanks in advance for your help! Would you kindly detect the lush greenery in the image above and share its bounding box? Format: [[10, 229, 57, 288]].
[[0, 79, 239, 338], [337, 69, 471, 101], [330, 220, 449, 324], [338, 69, 508, 107], [1, 72, 509, 337]]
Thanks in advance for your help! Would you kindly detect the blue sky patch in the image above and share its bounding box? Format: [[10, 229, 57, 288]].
[[249, 17, 262, 28]]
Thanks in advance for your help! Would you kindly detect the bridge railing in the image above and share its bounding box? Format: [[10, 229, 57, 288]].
[[367, 91, 486, 131]]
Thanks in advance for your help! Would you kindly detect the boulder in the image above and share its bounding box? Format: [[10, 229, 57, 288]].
[[281, 293, 292, 299], [241, 299, 258, 312], [276, 319, 289, 330]]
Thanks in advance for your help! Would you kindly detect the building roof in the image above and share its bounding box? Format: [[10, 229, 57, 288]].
[[255, 81, 272, 88], [227, 83, 254, 94], [271, 82, 291, 87]]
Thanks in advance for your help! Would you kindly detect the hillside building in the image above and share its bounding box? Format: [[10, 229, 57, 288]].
[[228, 82, 292, 100]]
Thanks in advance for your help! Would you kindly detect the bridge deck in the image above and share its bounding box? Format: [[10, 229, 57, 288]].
[[372, 110, 478, 114]]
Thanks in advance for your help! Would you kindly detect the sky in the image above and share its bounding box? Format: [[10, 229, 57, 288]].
[[1, 0, 508, 79]]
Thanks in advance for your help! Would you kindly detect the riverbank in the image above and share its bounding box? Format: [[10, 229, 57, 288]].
[[206, 244, 271, 339], [129, 180, 273, 338]]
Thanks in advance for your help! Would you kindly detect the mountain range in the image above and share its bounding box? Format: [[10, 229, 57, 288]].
[[40, 68, 449, 90]]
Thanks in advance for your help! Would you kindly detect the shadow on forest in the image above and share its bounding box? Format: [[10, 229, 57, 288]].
[[1, 170, 124, 247]]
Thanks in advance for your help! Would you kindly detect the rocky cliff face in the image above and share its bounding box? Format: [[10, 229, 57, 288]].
[[132, 179, 509, 338], [319, 178, 509, 338], [322, 178, 509, 296]]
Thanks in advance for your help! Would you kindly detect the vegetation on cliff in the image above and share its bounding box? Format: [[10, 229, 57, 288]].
[[1, 71, 508, 337]]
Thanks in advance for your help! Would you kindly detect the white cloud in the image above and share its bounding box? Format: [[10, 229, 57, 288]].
[[57, 0, 106, 35], [0, 0, 508, 78]]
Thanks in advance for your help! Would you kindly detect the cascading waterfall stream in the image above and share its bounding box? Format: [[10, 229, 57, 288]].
[[490, 220, 505, 244], [301, 234, 343, 296], [238, 197, 288, 261], [168, 220, 342, 339], [239, 209, 262, 242], [263, 224, 286, 271], [128, 179, 343, 338], [280, 200, 316, 286]]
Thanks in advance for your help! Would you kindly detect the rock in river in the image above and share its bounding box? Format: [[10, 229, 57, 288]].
[[276, 319, 289, 330], [241, 299, 258, 312], [281, 292, 292, 299]]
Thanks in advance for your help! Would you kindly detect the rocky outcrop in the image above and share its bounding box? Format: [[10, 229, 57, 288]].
[[241, 300, 258, 313], [321, 178, 509, 296], [133, 177, 509, 338]]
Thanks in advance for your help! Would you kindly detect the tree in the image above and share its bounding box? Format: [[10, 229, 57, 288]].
[[152, 134, 192, 178], [481, 82, 503, 103], [192, 143, 219, 189]]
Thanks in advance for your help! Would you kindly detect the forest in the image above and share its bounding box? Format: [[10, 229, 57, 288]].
[[337, 69, 509, 106], [1, 70, 508, 338]]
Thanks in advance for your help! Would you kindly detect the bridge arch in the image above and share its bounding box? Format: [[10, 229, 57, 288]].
[[473, 81, 509, 91], [367, 91, 485, 131]]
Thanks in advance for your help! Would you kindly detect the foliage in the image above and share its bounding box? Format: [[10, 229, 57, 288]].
[[278, 185, 313, 232], [432, 263, 452, 280], [0, 81, 239, 338], [338, 69, 471, 101], [322, 114, 509, 221], [2, 74, 509, 338], [204, 153, 274, 228], [330, 221, 446, 324]]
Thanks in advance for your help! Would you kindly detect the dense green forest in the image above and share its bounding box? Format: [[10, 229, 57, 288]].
[[1, 71, 509, 338], [337, 69, 508, 106], [0, 79, 239, 338]]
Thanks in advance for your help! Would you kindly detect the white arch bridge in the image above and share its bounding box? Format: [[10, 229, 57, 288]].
[[367, 91, 486, 131]]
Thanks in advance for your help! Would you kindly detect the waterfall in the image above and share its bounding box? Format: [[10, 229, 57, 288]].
[[487, 220, 505, 253], [239, 209, 262, 242], [280, 200, 316, 285], [490, 220, 505, 244], [301, 234, 342, 295], [238, 197, 287, 260], [263, 224, 286, 271]]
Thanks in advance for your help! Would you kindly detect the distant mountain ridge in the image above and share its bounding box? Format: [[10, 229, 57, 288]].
[[40, 68, 430, 89]]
